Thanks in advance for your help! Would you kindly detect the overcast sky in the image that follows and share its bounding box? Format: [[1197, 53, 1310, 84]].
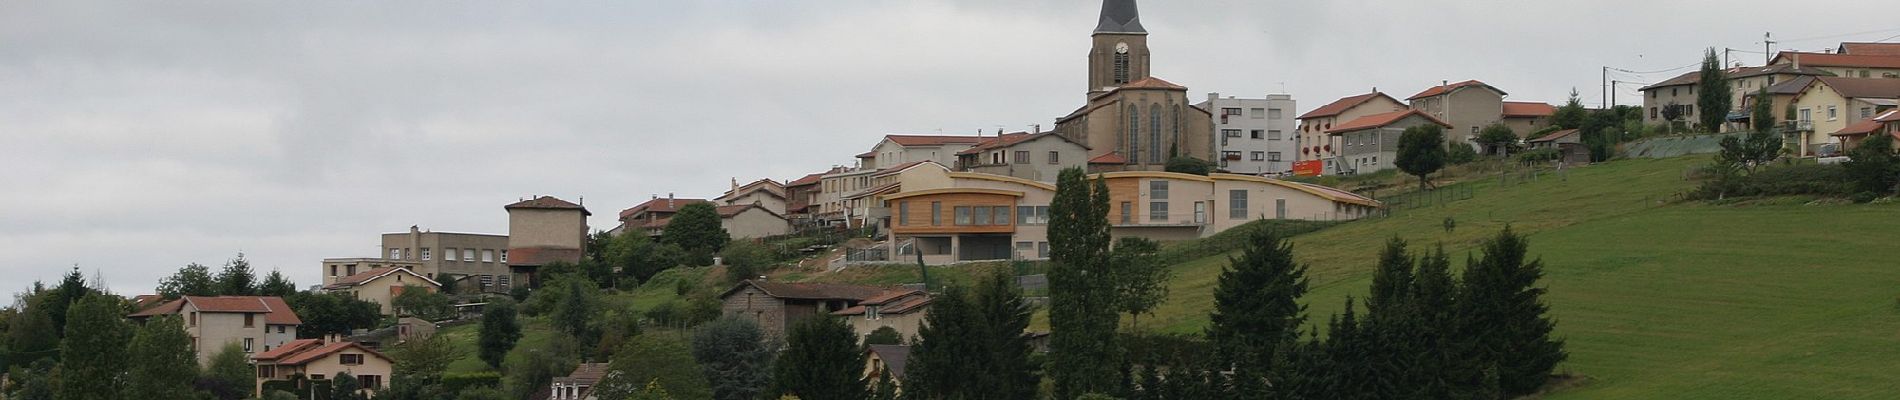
[[4, 0, 1895, 295]]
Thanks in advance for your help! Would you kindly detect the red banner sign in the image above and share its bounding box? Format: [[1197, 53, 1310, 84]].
[[1292, 160, 1324, 176]]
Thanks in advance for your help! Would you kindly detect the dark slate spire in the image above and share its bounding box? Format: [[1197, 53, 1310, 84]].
[[1094, 0, 1145, 34]]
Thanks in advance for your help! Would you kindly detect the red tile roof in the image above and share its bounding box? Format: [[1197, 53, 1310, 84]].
[[1088, 152, 1128, 164], [129, 296, 301, 325], [1529, 129, 1581, 143], [1839, 42, 1900, 57], [504, 196, 591, 216], [786, 172, 826, 187], [253, 339, 322, 361], [884, 135, 987, 147], [1324, 109, 1453, 134], [131, 294, 166, 311], [716, 204, 786, 220], [1297, 92, 1403, 119], [323, 267, 439, 291], [271, 341, 392, 366], [1501, 101, 1556, 118], [1639, 71, 1702, 91], [1407, 80, 1506, 100], [508, 247, 584, 266], [856, 150, 876, 158], [1814, 76, 1900, 99], [1772, 51, 1900, 69], [1833, 118, 1885, 136], [619, 197, 712, 219], [720, 280, 892, 301], [1118, 76, 1187, 90], [956, 132, 1034, 155]]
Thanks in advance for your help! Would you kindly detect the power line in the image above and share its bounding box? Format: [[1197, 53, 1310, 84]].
[[1609, 62, 1700, 75], [1777, 27, 1900, 44]]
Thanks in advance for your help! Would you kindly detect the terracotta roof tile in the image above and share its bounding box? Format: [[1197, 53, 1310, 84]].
[[1297, 92, 1402, 119], [186, 296, 274, 313], [1501, 101, 1556, 118], [1407, 80, 1506, 100], [1772, 51, 1900, 69], [554, 363, 611, 385], [1833, 119, 1885, 136], [1729, 63, 1836, 79], [1639, 71, 1702, 91], [721, 280, 891, 301], [787, 172, 826, 187], [323, 267, 438, 292], [619, 198, 712, 219], [1839, 42, 1900, 56], [1814, 76, 1900, 99], [504, 196, 590, 216], [273, 341, 391, 366], [884, 135, 987, 147], [1529, 129, 1581, 143], [1762, 75, 1819, 95], [1118, 76, 1187, 90], [260, 296, 302, 325], [133, 296, 301, 325], [128, 298, 185, 318], [1088, 152, 1128, 164], [1324, 109, 1452, 134], [253, 339, 322, 361]]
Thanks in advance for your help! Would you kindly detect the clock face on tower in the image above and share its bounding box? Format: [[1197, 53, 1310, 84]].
[[1115, 42, 1129, 54]]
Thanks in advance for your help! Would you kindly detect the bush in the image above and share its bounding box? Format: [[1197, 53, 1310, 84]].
[[1516, 148, 1561, 163], [1690, 163, 1852, 200], [442, 371, 503, 393], [722, 241, 776, 284], [1447, 141, 1479, 165], [1164, 156, 1215, 175]]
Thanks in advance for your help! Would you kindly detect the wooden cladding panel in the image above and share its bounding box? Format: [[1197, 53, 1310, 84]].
[[889, 192, 1019, 235]]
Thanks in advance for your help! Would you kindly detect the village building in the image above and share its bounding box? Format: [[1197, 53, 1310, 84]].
[[1295, 92, 1407, 175], [1051, 0, 1216, 171], [252, 338, 393, 397], [129, 296, 303, 365], [504, 196, 591, 288], [953, 131, 1091, 182], [321, 267, 442, 315], [717, 178, 788, 216], [549, 363, 610, 400], [1326, 109, 1456, 174], [832, 289, 933, 342], [719, 280, 896, 339]]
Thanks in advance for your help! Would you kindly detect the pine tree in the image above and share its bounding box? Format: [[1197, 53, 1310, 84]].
[[126, 315, 203, 400], [57, 294, 132, 400], [693, 316, 776, 400], [1365, 237, 1414, 318], [479, 299, 523, 368], [1046, 167, 1121, 399], [1458, 227, 1567, 397], [1411, 246, 1486, 399], [258, 269, 298, 297], [1206, 228, 1309, 376], [870, 369, 899, 400], [772, 316, 867, 400], [905, 284, 980, 399], [972, 269, 1039, 400], [216, 253, 257, 296], [1696, 48, 1733, 132]]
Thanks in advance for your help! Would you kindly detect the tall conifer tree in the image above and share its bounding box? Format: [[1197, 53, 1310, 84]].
[[1046, 167, 1121, 398], [1458, 227, 1566, 397], [1206, 228, 1309, 377]]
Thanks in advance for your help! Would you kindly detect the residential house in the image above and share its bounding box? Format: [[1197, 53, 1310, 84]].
[[953, 131, 1090, 182], [818, 167, 878, 228], [1407, 80, 1507, 145], [1050, 1, 1217, 171], [252, 338, 393, 397], [1199, 93, 1298, 175], [832, 289, 933, 342], [1770, 51, 1900, 80], [371, 226, 509, 292], [1500, 101, 1557, 136], [1837, 42, 1900, 56], [1295, 92, 1406, 175], [1831, 109, 1900, 151], [1788, 76, 1900, 156], [614, 195, 712, 235], [1727, 63, 1836, 129], [869, 161, 1381, 261], [1752, 75, 1824, 134], [1526, 129, 1591, 166], [720, 280, 894, 339], [717, 178, 788, 216], [128, 296, 302, 365], [784, 170, 832, 228], [863, 135, 986, 171], [716, 204, 792, 239], [1326, 109, 1456, 174], [550, 363, 610, 400], [321, 267, 441, 315], [1639, 72, 1702, 127], [865, 345, 911, 394], [505, 196, 591, 288]]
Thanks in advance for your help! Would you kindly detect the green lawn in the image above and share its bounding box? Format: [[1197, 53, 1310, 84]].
[[1128, 156, 1900, 398]]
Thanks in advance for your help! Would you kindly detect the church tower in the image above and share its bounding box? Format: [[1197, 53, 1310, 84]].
[[1087, 0, 1150, 97]]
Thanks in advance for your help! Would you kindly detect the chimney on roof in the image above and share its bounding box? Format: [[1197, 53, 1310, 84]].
[[668, 193, 674, 208], [1794, 53, 1801, 69], [1034, 124, 1041, 133], [1208, 92, 1219, 102], [1442, 80, 1449, 87], [731, 177, 739, 192]]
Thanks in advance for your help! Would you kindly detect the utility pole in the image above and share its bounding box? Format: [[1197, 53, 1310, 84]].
[[1601, 66, 1609, 109], [1611, 80, 1618, 108], [1764, 32, 1775, 64]]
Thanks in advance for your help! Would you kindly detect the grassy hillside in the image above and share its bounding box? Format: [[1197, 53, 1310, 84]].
[[1138, 156, 1900, 398]]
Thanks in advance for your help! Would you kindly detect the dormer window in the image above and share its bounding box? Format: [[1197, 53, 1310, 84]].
[[866, 305, 881, 320]]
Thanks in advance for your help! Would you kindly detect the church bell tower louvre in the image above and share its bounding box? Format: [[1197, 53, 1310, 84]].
[[1087, 0, 1150, 97]]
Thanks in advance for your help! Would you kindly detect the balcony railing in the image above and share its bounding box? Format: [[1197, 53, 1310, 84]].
[[1112, 212, 1209, 228]]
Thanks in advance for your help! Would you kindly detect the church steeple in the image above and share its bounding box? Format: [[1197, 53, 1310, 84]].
[[1094, 0, 1146, 34], [1087, 0, 1150, 94]]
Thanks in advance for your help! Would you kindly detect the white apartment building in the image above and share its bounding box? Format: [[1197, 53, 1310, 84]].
[[1199, 93, 1297, 175]]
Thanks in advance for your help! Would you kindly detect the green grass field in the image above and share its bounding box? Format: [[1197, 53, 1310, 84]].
[[1132, 156, 1900, 398]]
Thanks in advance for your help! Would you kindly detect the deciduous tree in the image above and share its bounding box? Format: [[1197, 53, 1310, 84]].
[[126, 315, 202, 400], [693, 316, 777, 400], [771, 316, 867, 400], [479, 299, 523, 369], [663, 202, 731, 266], [1396, 124, 1448, 190], [157, 263, 219, 298], [57, 294, 131, 400], [595, 334, 713, 400]]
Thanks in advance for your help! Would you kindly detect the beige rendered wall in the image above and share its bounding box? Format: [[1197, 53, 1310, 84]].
[[184, 305, 266, 366], [722, 209, 791, 240], [1440, 88, 1504, 143], [1793, 84, 1851, 154], [1641, 85, 1700, 126], [725, 191, 788, 215], [847, 311, 927, 344], [965, 137, 1088, 182], [1298, 96, 1405, 164], [301, 353, 394, 391], [341, 276, 433, 315], [382, 232, 509, 280], [508, 208, 586, 250]]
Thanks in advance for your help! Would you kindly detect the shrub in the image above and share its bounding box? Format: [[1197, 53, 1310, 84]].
[[442, 371, 503, 393], [1690, 163, 1852, 200], [1516, 148, 1561, 163]]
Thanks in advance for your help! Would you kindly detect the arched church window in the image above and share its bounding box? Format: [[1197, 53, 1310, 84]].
[[1149, 104, 1162, 164], [1127, 105, 1140, 162]]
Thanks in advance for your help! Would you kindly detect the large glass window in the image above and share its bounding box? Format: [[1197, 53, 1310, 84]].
[[973, 206, 990, 226], [1016, 206, 1051, 225], [898, 202, 910, 226], [955, 206, 972, 225], [1149, 180, 1169, 200], [482, 250, 495, 263], [1150, 201, 1169, 222], [992, 206, 1011, 225], [1229, 190, 1249, 219], [1121, 202, 1132, 224], [931, 202, 942, 226]]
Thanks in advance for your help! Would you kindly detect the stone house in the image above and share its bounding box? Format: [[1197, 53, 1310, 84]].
[[719, 280, 893, 339], [832, 289, 933, 342]]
